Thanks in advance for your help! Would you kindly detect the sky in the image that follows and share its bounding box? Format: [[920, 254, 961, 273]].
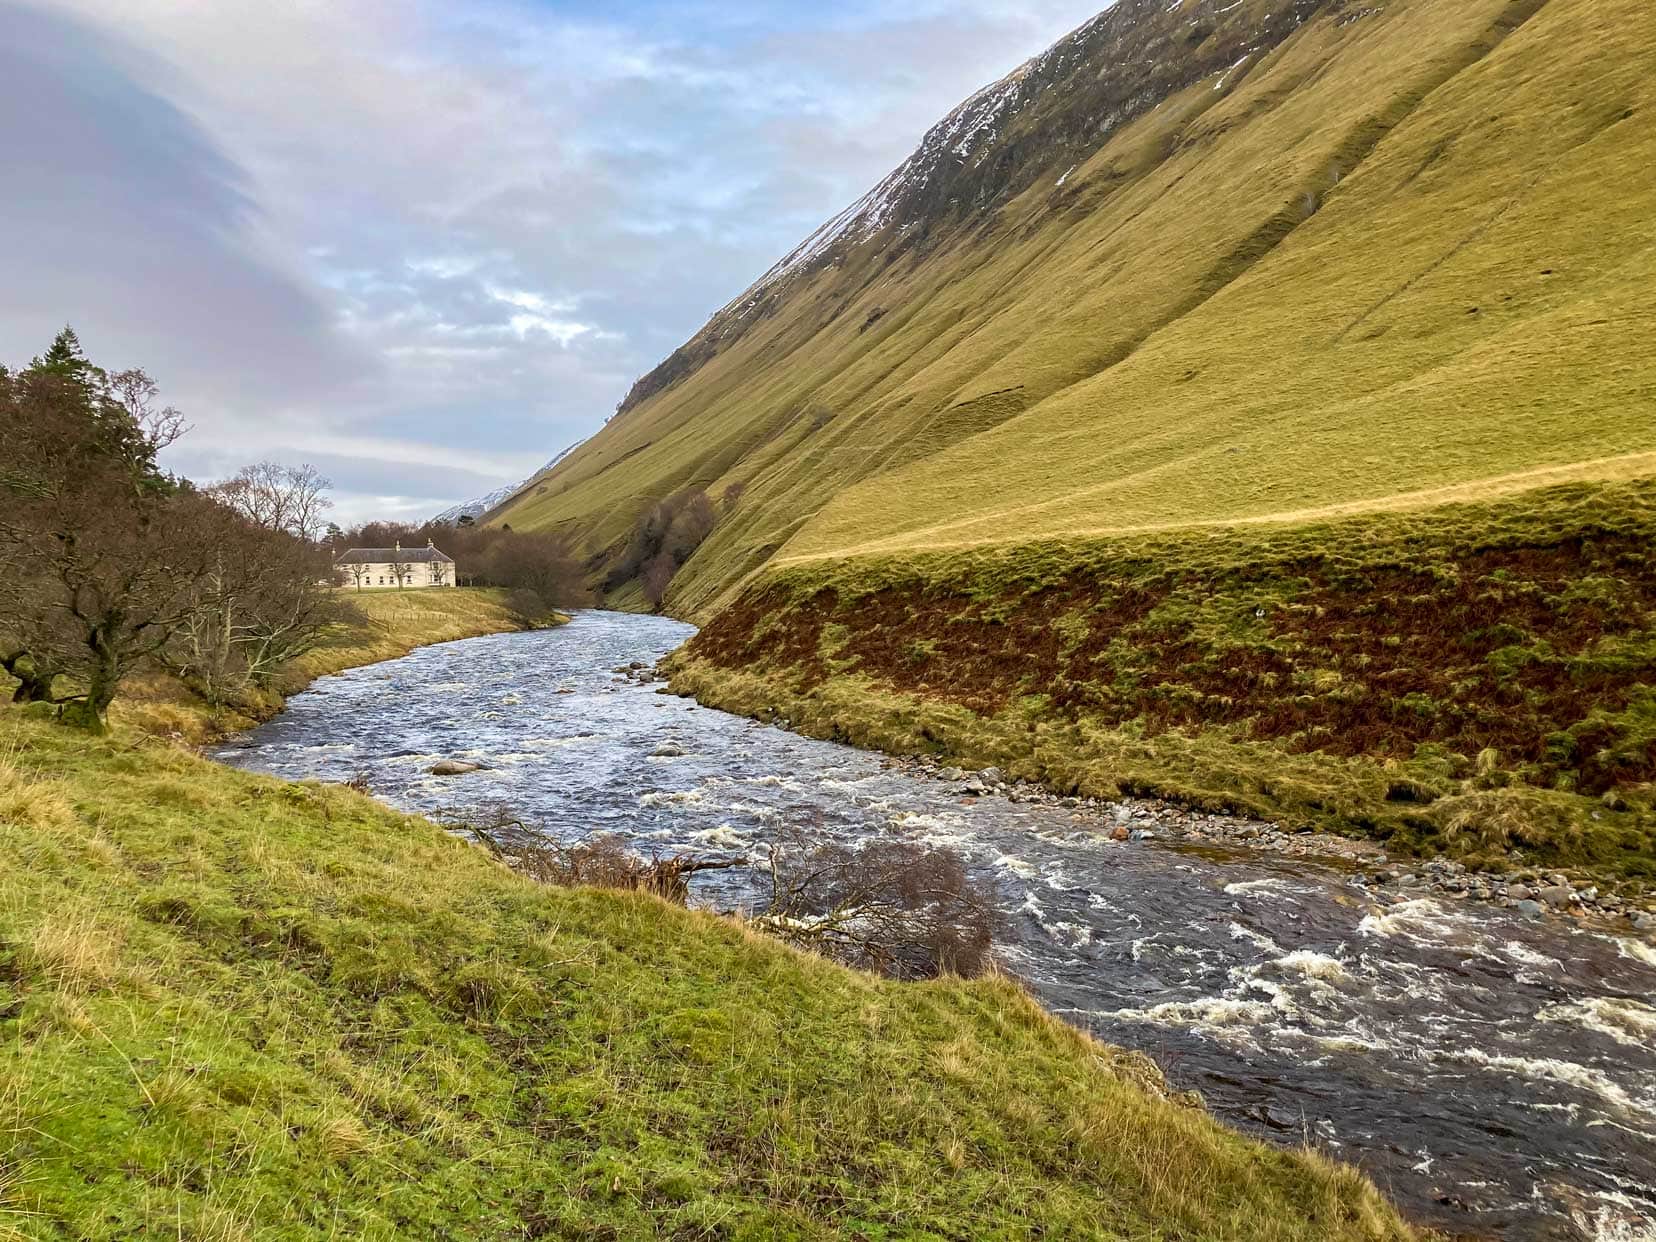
[[0, 0, 1103, 523]]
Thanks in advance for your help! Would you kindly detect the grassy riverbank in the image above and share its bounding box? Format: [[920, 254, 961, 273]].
[[0, 709, 1417, 1240], [669, 479, 1656, 892], [105, 588, 556, 744]]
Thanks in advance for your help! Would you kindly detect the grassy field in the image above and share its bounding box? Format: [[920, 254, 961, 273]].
[[104, 589, 548, 744], [0, 710, 1417, 1239], [669, 479, 1656, 888], [491, 0, 1656, 622]]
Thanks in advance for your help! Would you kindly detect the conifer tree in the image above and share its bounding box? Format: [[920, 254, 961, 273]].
[[31, 325, 102, 393]]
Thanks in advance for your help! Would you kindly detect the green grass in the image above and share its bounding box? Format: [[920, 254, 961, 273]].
[[0, 712, 1416, 1239], [668, 478, 1656, 888], [492, 0, 1656, 623]]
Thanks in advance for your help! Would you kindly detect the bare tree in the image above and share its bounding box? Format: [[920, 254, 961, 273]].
[[0, 350, 350, 730], [641, 553, 675, 608], [163, 524, 359, 706], [443, 804, 999, 983], [455, 807, 741, 903], [607, 487, 718, 608], [105, 367, 188, 460], [386, 546, 413, 589], [212, 461, 333, 541]]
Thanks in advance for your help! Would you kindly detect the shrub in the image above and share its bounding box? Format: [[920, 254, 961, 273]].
[[752, 832, 1000, 980]]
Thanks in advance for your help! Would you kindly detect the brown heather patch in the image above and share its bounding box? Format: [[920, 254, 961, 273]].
[[685, 587, 838, 692], [690, 529, 1656, 800]]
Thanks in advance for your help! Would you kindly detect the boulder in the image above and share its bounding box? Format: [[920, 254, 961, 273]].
[[979, 767, 1005, 785], [1537, 885, 1574, 908], [1506, 884, 1534, 902], [1515, 899, 1544, 919], [429, 759, 484, 776], [652, 742, 685, 758]]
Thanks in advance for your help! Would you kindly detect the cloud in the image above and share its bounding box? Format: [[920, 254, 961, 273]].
[[2, 0, 1104, 522]]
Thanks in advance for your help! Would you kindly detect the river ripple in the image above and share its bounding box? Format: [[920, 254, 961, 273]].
[[215, 611, 1656, 1241]]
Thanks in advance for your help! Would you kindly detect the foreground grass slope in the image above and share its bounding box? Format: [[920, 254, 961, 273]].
[[107, 588, 543, 743], [0, 713, 1414, 1240], [496, 0, 1655, 620], [670, 480, 1656, 887]]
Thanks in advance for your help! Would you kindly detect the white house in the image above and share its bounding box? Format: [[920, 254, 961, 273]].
[[335, 540, 456, 590]]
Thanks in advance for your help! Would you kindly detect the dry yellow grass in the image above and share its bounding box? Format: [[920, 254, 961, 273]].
[[21, 913, 121, 997]]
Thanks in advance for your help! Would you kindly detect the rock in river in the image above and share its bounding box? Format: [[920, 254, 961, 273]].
[[430, 759, 484, 776]]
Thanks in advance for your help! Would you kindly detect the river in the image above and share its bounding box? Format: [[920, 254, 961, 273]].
[[215, 611, 1656, 1241]]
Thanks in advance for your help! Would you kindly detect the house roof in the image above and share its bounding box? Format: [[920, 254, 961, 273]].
[[336, 546, 454, 564]]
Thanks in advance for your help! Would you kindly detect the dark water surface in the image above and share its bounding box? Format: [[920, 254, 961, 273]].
[[216, 612, 1656, 1241]]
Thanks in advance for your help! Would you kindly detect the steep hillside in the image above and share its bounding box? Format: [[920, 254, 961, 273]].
[[496, 0, 1656, 618]]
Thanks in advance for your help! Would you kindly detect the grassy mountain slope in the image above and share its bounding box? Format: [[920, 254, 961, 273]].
[[0, 712, 1415, 1239], [496, 0, 1655, 620]]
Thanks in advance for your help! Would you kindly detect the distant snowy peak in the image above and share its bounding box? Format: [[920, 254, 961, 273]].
[[429, 439, 586, 525], [431, 482, 522, 526], [731, 64, 1037, 308]]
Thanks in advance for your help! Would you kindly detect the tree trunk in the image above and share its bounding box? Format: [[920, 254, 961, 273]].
[[62, 631, 120, 734], [4, 654, 55, 703]]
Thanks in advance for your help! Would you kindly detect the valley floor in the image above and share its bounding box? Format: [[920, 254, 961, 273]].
[[0, 588, 1418, 1238], [0, 710, 1416, 1239]]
